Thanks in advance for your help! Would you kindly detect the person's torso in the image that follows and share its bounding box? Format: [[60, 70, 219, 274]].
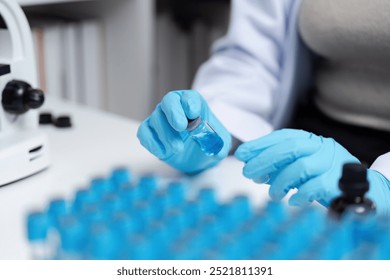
[[299, 0, 390, 130]]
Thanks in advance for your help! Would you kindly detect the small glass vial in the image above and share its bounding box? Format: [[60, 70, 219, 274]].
[[187, 117, 224, 156]]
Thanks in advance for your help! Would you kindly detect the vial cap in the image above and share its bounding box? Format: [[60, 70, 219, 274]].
[[137, 175, 158, 199], [167, 181, 186, 206], [47, 199, 68, 228], [339, 163, 369, 195], [110, 168, 133, 189], [48, 199, 67, 216], [90, 178, 113, 195], [186, 117, 201, 131], [27, 212, 49, 241], [73, 189, 98, 212]]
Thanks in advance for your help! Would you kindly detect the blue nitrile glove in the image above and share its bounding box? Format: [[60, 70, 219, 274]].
[[234, 129, 360, 207], [137, 90, 231, 174]]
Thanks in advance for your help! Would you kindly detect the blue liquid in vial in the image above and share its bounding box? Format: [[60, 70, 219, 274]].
[[187, 118, 224, 156]]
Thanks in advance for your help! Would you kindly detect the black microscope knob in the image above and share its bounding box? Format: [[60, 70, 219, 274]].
[[2, 80, 45, 114], [25, 88, 44, 109]]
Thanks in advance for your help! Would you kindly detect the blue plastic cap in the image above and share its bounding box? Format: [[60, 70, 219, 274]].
[[90, 178, 114, 196], [102, 192, 125, 214], [167, 181, 186, 206], [110, 168, 133, 189], [48, 199, 67, 215], [27, 212, 49, 241], [73, 189, 99, 212], [47, 199, 68, 228], [59, 215, 86, 253], [137, 175, 159, 199], [80, 202, 108, 225]]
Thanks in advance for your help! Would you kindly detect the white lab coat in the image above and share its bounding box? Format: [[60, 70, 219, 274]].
[[193, 0, 390, 179]]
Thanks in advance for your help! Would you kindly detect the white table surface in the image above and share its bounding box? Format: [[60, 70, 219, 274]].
[[0, 98, 272, 260]]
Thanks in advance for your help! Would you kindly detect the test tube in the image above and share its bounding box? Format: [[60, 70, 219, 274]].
[[187, 117, 223, 156]]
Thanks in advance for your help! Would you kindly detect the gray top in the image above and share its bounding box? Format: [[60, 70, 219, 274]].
[[299, 0, 390, 131]]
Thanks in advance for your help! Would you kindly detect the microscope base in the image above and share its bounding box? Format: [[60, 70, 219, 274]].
[[0, 131, 50, 186]]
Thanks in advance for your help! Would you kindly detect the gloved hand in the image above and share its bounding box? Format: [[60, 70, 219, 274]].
[[234, 129, 360, 207], [137, 90, 231, 174]]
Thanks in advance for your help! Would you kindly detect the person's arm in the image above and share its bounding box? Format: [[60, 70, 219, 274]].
[[368, 153, 390, 216], [193, 0, 296, 142], [370, 153, 390, 180]]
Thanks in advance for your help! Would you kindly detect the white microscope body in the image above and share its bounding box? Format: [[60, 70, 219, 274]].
[[0, 0, 49, 186]]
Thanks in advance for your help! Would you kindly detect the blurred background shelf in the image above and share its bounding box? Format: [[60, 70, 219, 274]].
[[17, 0, 91, 5], [13, 0, 230, 121]]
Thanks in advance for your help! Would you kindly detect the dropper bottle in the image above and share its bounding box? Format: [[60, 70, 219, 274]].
[[329, 163, 376, 219]]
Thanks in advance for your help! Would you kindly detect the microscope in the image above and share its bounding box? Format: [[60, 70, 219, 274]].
[[0, 0, 49, 186]]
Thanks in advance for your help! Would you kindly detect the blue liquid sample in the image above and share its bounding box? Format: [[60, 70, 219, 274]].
[[187, 118, 224, 156]]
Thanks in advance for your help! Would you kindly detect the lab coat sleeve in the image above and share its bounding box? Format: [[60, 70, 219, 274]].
[[371, 152, 390, 181], [193, 0, 295, 142]]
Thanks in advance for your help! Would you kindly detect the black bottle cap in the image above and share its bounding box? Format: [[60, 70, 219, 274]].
[[39, 112, 53, 124], [339, 163, 369, 196], [55, 116, 72, 128]]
